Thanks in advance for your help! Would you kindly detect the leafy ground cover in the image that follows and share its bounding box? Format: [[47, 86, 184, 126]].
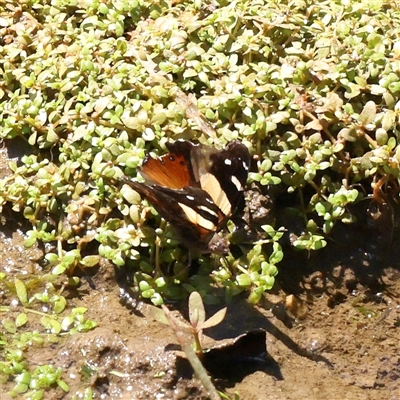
[[1, 0, 400, 398]]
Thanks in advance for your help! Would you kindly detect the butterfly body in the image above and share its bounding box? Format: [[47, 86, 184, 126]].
[[122, 140, 250, 253]]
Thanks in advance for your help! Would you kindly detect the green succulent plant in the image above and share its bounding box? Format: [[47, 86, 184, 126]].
[[1, 0, 400, 396]]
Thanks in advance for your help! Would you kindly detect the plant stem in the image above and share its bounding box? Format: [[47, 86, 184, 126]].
[[162, 305, 221, 400], [194, 332, 203, 356]]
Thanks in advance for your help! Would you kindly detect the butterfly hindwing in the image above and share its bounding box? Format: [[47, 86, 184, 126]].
[[191, 141, 250, 224], [208, 141, 250, 219]]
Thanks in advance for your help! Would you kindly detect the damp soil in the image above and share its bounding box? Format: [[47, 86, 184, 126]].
[[1, 145, 400, 400]]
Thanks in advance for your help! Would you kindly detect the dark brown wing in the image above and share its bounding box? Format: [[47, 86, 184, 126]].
[[121, 177, 223, 251]]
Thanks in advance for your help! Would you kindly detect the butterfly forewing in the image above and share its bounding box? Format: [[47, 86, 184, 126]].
[[139, 141, 198, 189]]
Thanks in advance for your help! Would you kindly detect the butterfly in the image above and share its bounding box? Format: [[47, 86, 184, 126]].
[[121, 140, 251, 254]]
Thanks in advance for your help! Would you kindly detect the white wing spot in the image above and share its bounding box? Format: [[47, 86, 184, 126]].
[[224, 159, 232, 166], [242, 161, 248, 170], [231, 176, 243, 191], [198, 205, 218, 218], [186, 195, 195, 201]]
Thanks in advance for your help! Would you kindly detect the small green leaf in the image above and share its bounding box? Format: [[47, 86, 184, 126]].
[[15, 371, 31, 385], [142, 289, 154, 298], [52, 296, 67, 314], [61, 315, 75, 331], [72, 307, 88, 315], [201, 307, 227, 330], [52, 264, 67, 275], [15, 313, 28, 327], [189, 291, 205, 328], [155, 277, 166, 288], [359, 101, 376, 125], [269, 243, 283, 264], [80, 255, 100, 267], [24, 235, 37, 248], [236, 274, 252, 287], [248, 289, 263, 304], [151, 292, 163, 306], [57, 379, 70, 392], [3, 318, 17, 333], [45, 253, 59, 263], [14, 278, 28, 305]]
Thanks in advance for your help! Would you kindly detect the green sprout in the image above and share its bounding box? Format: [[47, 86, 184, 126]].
[[156, 291, 227, 400], [185, 291, 227, 356], [150, 291, 227, 356]]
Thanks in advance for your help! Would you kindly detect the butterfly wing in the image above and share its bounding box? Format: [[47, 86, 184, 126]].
[[121, 177, 223, 251], [139, 141, 198, 189], [122, 140, 250, 253], [191, 141, 250, 226]]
